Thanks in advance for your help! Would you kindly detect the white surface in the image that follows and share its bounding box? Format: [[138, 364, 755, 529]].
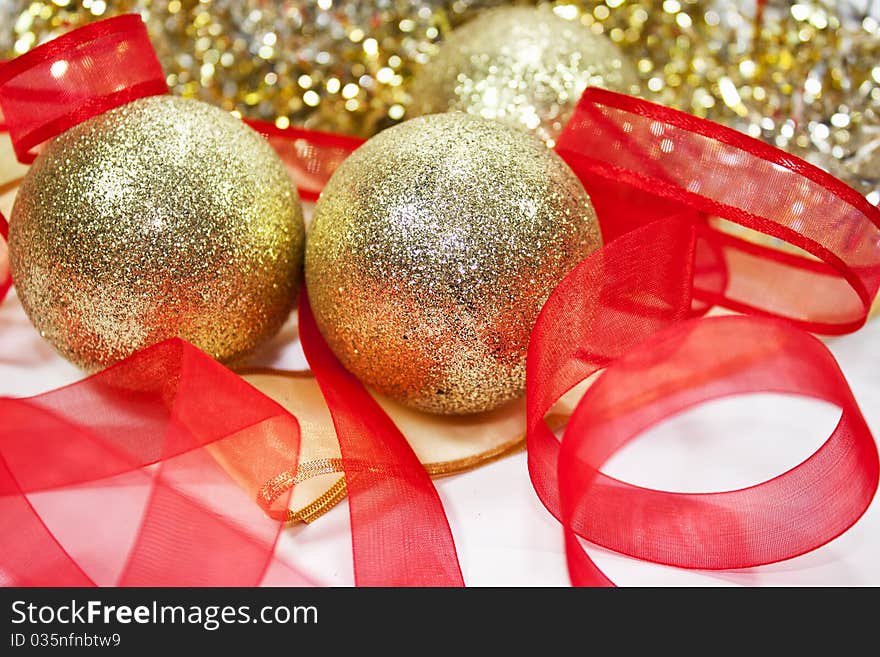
[[2, 281, 879, 586]]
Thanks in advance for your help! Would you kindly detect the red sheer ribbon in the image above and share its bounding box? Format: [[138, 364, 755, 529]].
[[299, 294, 463, 586], [528, 89, 880, 586], [558, 315, 878, 585], [245, 120, 365, 203], [0, 15, 167, 165], [1, 17, 880, 587], [0, 339, 313, 586]]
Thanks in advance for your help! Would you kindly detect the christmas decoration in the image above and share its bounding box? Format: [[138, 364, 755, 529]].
[[0, 0, 506, 137], [409, 5, 639, 146], [9, 95, 304, 370], [551, 0, 880, 202], [3, 2, 875, 201], [305, 112, 601, 414], [237, 367, 588, 524], [1, 13, 880, 589]]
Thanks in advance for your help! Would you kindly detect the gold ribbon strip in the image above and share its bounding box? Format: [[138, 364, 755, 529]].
[[237, 368, 586, 524]]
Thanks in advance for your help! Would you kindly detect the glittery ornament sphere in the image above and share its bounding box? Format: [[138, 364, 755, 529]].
[[9, 95, 304, 370], [409, 6, 639, 146], [305, 112, 601, 414]]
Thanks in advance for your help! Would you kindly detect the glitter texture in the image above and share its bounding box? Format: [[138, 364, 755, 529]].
[[3, 1, 876, 199], [9, 95, 304, 370], [408, 6, 640, 146], [0, 0, 507, 136], [305, 112, 601, 414], [558, 0, 880, 200]]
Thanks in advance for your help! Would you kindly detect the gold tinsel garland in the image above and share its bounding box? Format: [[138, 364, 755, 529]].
[[1, 1, 878, 200]]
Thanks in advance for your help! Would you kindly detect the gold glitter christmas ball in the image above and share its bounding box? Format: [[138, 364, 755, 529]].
[[9, 95, 304, 370], [408, 5, 639, 147], [305, 112, 601, 414]]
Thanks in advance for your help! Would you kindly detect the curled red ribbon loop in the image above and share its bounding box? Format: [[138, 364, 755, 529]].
[[0, 15, 168, 164], [527, 89, 880, 586], [555, 89, 880, 333], [559, 315, 878, 585]]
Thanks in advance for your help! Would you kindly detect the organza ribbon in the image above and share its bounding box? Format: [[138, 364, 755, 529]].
[[244, 120, 365, 203], [0, 16, 460, 587], [1, 16, 879, 587], [0, 15, 167, 164], [525, 89, 880, 585], [0, 339, 317, 586]]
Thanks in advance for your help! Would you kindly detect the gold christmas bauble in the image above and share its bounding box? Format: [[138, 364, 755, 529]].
[[408, 6, 639, 147], [305, 112, 601, 415], [9, 95, 304, 370]]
